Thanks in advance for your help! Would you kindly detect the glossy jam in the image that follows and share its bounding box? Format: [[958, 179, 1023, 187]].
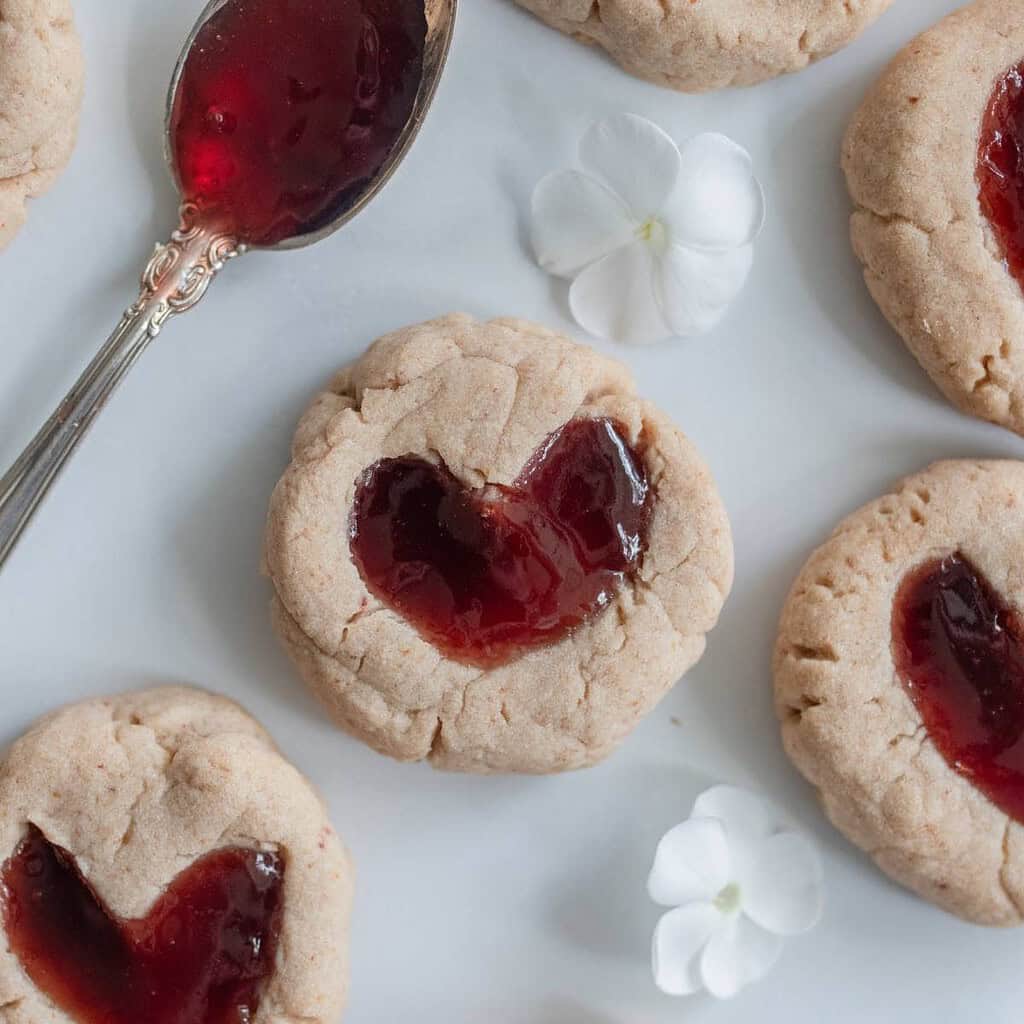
[[170, 0, 427, 246], [1, 827, 285, 1024], [893, 554, 1024, 823], [979, 62, 1024, 291], [350, 418, 653, 666]]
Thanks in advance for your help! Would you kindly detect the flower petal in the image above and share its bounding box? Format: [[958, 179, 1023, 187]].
[[652, 903, 721, 996], [700, 915, 783, 999], [662, 133, 765, 252], [531, 170, 636, 279], [740, 832, 824, 937], [569, 240, 670, 344], [648, 818, 730, 908], [693, 786, 780, 839], [656, 244, 753, 337], [579, 113, 681, 221]]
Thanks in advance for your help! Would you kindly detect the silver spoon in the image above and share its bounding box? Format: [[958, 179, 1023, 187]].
[[0, 0, 457, 569]]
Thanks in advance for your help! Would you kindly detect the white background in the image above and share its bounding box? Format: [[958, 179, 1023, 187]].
[[2, 0, 1022, 1019]]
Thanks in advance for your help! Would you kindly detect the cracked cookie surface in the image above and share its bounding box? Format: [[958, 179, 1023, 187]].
[[264, 314, 734, 774], [0, 0, 84, 249], [0, 687, 353, 1022], [844, 0, 1024, 436], [775, 460, 1024, 926], [512, 0, 892, 92]]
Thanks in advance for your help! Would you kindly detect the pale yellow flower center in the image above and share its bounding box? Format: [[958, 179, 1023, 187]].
[[636, 217, 667, 250], [714, 882, 742, 916]]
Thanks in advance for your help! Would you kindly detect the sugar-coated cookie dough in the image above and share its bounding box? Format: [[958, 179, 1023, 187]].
[[265, 315, 734, 775], [775, 461, 1024, 926], [0, 687, 353, 1022], [0, 0, 84, 249], [844, 0, 1024, 436], [513, 0, 892, 92]]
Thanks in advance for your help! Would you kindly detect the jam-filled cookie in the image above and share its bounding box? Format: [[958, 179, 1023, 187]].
[[0, 687, 353, 1022], [775, 461, 1024, 925], [513, 0, 892, 93], [265, 315, 734, 774], [844, 0, 1024, 436], [0, 0, 84, 249]]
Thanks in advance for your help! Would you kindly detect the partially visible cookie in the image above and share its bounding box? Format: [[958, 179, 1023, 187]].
[[0, 687, 353, 1022], [0, 0, 84, 248], [513, 0, 892, 92], [265, 314, 734, 775], [844, 0, 1024, 435], [775, 460, 1024, 926]]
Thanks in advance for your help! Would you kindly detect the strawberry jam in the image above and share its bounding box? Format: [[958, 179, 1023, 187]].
[[1, 827, 285, 1024], [170, 0, 427, 246], [979, 61, 1024, 291], [893, 554, 1024, 823], [349, 417, 653, 666]]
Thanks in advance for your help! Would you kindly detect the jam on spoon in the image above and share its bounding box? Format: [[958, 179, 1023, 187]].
[[892, 553, 1024, 823], [1, 826, 285, 1024], [171, 0, 428, 246], [978, 61, 1024, 291], [349, 417, 654, 667]]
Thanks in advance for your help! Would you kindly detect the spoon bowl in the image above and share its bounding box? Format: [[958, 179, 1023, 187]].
[[0, 0, 457, 568], [166, 0, 456, 250]]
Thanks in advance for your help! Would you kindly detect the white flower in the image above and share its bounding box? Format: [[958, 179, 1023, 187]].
[[647, 786, 823, 1000], [531, 113, 765, 345]]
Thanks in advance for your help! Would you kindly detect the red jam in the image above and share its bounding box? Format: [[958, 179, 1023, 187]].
[[170, 0, 427, 246], [1, 827, 284, 1024], [349, 418, 653, 666], [893, 554, 1024, 823], [979, 61, 1024, 290]]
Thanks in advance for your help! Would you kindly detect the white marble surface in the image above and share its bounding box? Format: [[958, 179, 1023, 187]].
[[2, 0, 1022, 1019]]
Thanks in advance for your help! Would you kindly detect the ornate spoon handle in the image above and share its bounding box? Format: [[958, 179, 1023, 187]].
[[0, 204, 244, 569]]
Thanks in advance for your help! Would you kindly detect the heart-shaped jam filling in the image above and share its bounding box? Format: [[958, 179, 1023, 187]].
[[349, 417, 653, 666], [171, 0, 427, 246], [979, 61, 1024, 291], [1, 826, 284, 1024], [893, 554, 1024, 823]]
